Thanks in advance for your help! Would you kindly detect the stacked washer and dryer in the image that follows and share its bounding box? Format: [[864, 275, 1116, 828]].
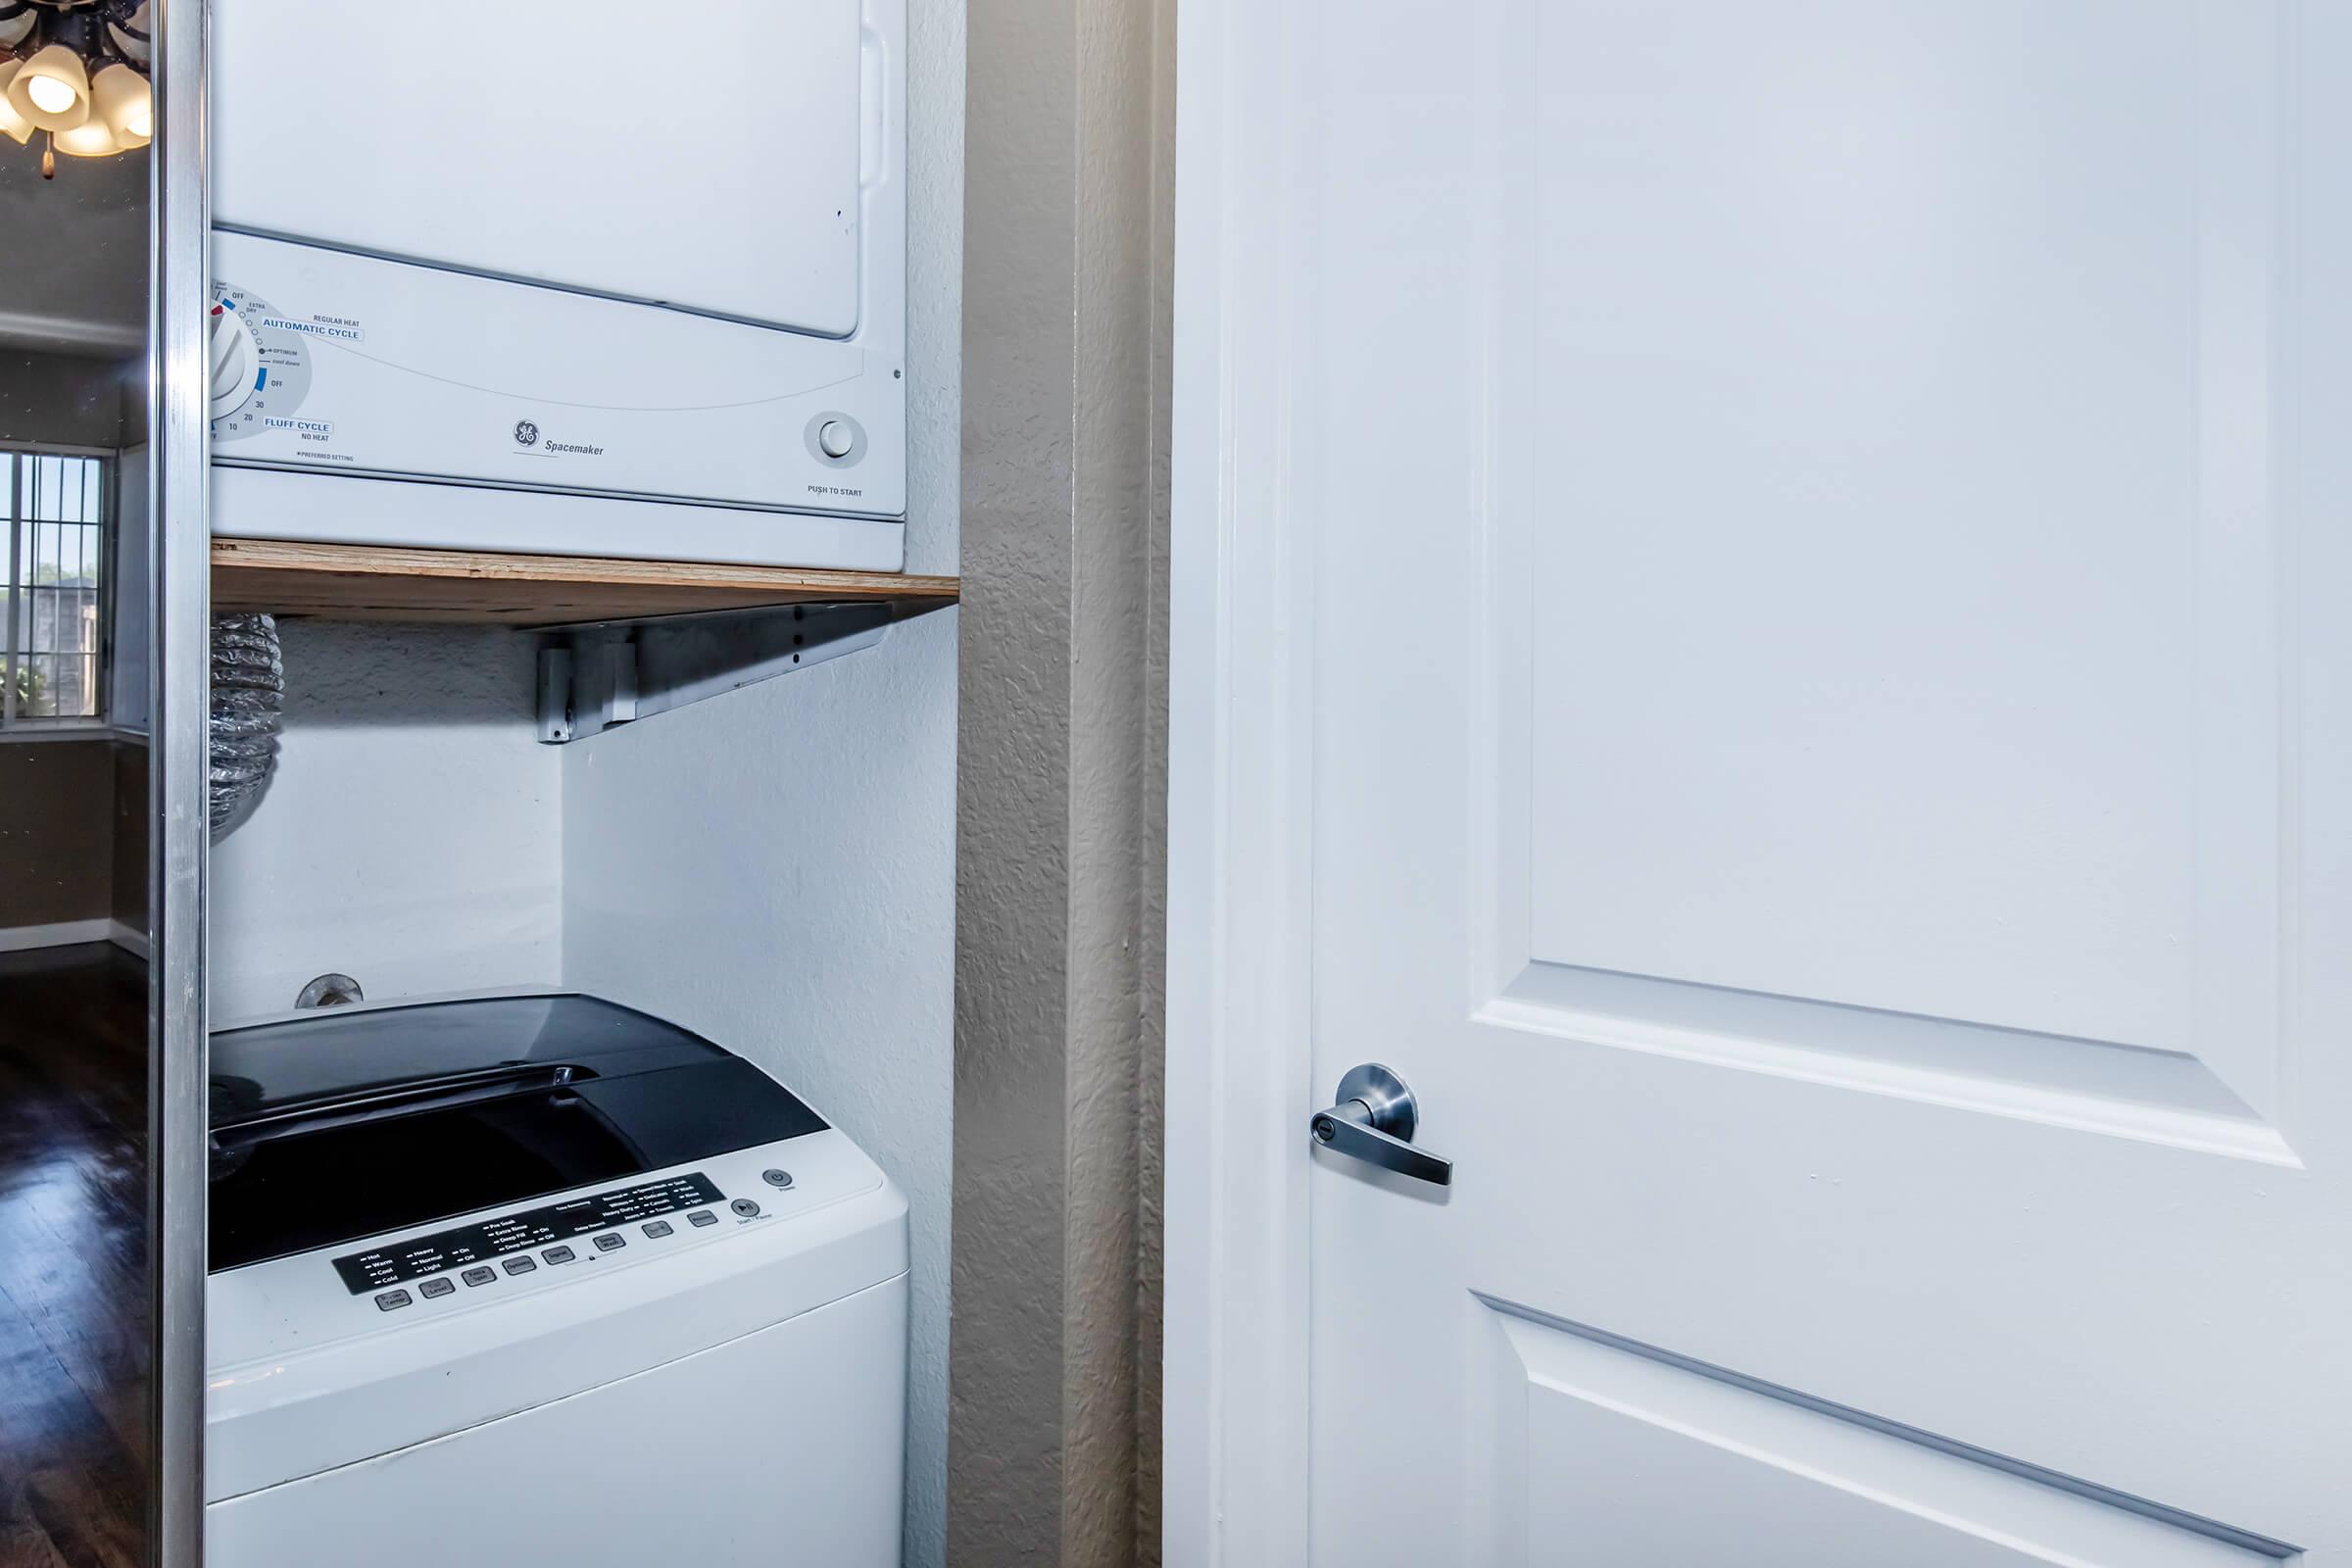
[[201, 2, 914, 1561]]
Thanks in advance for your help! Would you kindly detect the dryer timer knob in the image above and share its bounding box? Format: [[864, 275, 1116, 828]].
[[209, 306, 260, 421]]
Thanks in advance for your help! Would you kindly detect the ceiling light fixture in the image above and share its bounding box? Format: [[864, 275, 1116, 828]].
[[0, 62, 37, 145], [0, 0, 148, 177]]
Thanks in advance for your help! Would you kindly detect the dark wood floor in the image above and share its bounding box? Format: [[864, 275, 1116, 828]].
[[0, 944, 148, 1568]]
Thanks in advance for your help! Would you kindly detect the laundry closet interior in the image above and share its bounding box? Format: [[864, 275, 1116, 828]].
[[0, 0, 959, 1563]]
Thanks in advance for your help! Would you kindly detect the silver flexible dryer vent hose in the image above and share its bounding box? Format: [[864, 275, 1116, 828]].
[[211, 612, 283, 841]]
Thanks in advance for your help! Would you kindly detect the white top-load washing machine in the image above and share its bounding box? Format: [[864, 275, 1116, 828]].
[[205, 0, 907, 569], [204, 993, 908, 1566]]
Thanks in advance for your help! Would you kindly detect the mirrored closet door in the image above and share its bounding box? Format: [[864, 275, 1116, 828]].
[[0, 0, 206, 1560]]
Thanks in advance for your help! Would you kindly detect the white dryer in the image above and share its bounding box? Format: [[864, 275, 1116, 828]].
[[204, 993, 908, 1566], [205, 0, 907, 569]]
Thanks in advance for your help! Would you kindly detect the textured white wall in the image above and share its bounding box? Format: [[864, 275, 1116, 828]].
[[563, 609, 956, 1565], [949, 0, 1169, 1555], [208, 620, 563, 1024]]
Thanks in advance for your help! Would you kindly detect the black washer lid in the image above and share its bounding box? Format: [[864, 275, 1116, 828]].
[[208, 992, 831, 1273], [210, 992, 723, 1124]]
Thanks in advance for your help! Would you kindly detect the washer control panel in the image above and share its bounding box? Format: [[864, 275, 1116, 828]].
[[209, 1131, 894, 1373], [334, 1171, 722, 1296]]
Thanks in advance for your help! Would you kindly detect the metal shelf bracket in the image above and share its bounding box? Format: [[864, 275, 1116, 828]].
[[535, 600, 894, 744]]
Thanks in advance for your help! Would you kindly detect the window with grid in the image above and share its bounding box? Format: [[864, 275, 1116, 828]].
[[3, 450, 110, 731]]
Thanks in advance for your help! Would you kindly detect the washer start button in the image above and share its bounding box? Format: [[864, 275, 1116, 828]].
[[730, 1198, 762, 1218]]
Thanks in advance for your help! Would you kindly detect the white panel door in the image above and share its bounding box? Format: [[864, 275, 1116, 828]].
[[1196, 1, 2352, 1560]]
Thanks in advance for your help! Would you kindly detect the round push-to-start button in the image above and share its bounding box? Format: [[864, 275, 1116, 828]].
[[730, 1197, 762, 1218], [761, 1168, 795, 1189], [804, 412, 866, 466]]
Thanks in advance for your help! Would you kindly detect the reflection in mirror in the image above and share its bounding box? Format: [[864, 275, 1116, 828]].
[[0, 103, 152, 1563]]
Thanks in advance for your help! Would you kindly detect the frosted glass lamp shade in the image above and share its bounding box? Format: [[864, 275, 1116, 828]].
[[8, 43, 90, 131], [106, 1, 153, 67], [90, 64, 149, 145], [53, 116, 121, 159], [0, 63, 34, 145]]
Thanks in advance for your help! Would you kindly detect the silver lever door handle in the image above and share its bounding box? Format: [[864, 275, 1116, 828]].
[[1308, 1063, 1451, 1186]]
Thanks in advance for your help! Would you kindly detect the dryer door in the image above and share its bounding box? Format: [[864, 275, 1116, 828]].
[[212, 0, 870, 336]]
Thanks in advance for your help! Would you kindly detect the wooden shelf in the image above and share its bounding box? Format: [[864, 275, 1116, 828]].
[[211, 538, 960, 629]]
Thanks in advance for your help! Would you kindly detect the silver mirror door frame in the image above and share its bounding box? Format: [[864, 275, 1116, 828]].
[[149, 0, 208, 1562]]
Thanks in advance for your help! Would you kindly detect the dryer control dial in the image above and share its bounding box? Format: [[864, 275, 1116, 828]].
[[209, 303, 259, 421], [208, 285, 316, 444]]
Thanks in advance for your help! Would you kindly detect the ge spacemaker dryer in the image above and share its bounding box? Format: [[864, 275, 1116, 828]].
[[205, 0, 906, 568], [203, 993, 908, 1566]]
